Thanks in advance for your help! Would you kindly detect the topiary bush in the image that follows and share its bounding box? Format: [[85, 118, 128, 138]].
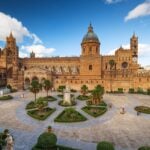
[[97, 141, 115, 150], [147, 89, 150, 95], [36, 132, 57, 149], [138, 146, 150, 150], [128, 88, 134, 93], [117, 88, 123, 93]]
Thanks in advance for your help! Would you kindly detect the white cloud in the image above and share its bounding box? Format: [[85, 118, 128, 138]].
[[105, 0, 123, 4], [107, 43, 150, 66], [20, 44, 55, 57], [0, 12, 41, 44], [125, 1, 150, 21]]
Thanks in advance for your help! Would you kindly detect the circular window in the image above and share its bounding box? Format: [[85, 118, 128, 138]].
[[122, 62, 128, 68]]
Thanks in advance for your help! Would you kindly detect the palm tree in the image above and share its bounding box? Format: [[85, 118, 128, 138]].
[[30, 80, 40, 102], [92, 85, 104, 105], [81, 85, 88, 96], [43, 80, 52, 97], [109, 59, 115, 92]]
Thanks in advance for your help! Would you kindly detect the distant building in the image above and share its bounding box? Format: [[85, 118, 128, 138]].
[[0, 24, 150, 91]]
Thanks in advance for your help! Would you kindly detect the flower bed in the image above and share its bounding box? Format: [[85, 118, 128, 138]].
[[54, 108, 87, 122]]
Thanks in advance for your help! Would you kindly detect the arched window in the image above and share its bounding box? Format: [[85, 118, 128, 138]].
[[89, 65, 92, 70]]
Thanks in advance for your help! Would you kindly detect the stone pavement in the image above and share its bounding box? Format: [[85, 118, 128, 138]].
[[0, 91, 150, 150]]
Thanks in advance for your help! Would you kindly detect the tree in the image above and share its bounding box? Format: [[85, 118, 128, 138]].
[[81, 85, 88, 95], [109, 59, 115, 92], [30, 80, 40, 102], [91, 85, 104, 105], [43, 80, 52, 97]]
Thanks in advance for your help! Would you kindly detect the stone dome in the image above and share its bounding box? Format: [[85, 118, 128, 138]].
[[82, 24, 100, 43]]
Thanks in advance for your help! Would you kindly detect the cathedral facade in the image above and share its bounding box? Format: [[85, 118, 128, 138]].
[[0, 24, 150, 92]]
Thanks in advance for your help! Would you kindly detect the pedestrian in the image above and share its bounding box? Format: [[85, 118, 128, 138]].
[[5, 133, 14, 150]]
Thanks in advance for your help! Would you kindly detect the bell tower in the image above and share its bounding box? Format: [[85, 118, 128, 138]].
[[130, 33, 138, 64], [6, 32, 19, 87]]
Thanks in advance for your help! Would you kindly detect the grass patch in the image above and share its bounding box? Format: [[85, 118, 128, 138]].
[[26, 100, 48, 110], [0, 95, 13, 100], [54, 108, 87, 122], [77, 95, 91, 100], [82, 106, 107, 117], [135, 106, 150, 114], [27, 107, 56, 120]]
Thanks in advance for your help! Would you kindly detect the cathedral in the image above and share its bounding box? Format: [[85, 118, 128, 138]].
[[0, 24, 150, 92]]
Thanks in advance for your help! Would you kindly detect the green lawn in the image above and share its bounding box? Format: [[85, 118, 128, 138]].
[[54, 108, 87, 122], [27, 107, 56, 120], [82, 106, 107, 117]]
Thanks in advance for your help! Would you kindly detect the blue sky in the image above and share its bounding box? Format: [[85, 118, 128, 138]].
[[0, 0, 150, 66]]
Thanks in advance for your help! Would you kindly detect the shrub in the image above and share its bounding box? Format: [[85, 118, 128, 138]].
[[135, 106, 150, 114], [147, 89, 150, 95], [117, 88, 123, 93], [57, 85, 65, 92], [36, 132, 57, 149], [128, 88, 134, 93], [70, 89, 77, 93], [137, 87, 144, 94], [138, 146, 150, 150], [7, 84, 12, 90], [97, 141, 115, 150], [0, 95, 13, 100]]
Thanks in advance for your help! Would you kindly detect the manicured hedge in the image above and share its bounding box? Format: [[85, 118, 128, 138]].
[[138, 146, 150, 150], [82, 106, 107, 117], [54, 108, 87, 122], [135, 106, 150, 114], [77, 95, 91, 100], [58, 100, 76, 107], [0, 95, 13, 100], [27, 107, 56, 120], [97, 141, 115, 150], [44, 96, 57, 101]]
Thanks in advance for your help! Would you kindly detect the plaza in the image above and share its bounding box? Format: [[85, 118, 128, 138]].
[[0, 90, 149, 150]]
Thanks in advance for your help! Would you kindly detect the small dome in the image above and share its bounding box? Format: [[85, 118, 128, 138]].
[[82, 24, 100, 43]]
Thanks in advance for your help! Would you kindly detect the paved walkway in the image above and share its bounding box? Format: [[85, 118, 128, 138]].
[[0, 91, 150, 150]]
